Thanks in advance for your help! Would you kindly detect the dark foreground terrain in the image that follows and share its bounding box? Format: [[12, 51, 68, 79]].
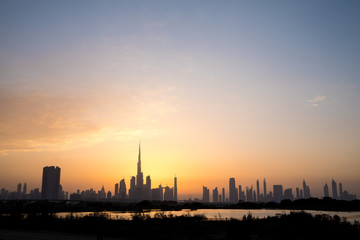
[[1, 211, 359, 240]]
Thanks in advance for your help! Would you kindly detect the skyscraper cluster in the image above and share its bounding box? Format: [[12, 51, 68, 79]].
[[202, 178, 314, 203], [0, 166, 66, 201], [0, 182, 33, 200], [69, 144, 178, 202], [324, 179, 356, 201], [114, 143, 177, 202], [1, 144, 178, 202]]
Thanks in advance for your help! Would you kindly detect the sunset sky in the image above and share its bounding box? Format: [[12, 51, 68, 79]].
[[1, 1, 360, 199]]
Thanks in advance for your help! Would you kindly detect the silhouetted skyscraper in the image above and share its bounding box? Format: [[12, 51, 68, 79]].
[[114, 183, 119, 197], [339, 183, 343, 200], [17, 183, 21, 194], [41, 166, 61, 200], [136, 143, 144, 188], [246, 186, 253, 202], [302, 180, 311, 199], [129, 176, 136, 199], [23, 182, 27, 195], [151, 185, 163, 201], [256, 179, 260, 202], [129, 143, 148, 201], [273, 185, 283, 203], [332, 179, 338, 199], [119, 179, 127, 199], [164, 186, 174, 201], [222, 188, 225, 202], [202, 186, 209, 203], [145, 175, 151, 200], [296, 187, 300, 199], [213, 187, 219, 203], [174, 177, 177, 201], [283, 188, 294, 200], [238, 185, 245, 201], [263, 178, 267, 199], [159, 185, 163, 201], [229, 178, 238, 203], [324, 183, 329, 198]]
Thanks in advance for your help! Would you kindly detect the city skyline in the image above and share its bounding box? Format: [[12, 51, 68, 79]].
[[1, 1, 360, 198], [0, 142, 359, 200], [0, 145, 357, 201]]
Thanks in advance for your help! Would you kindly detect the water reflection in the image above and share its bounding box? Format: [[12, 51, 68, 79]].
[[55, 209, 360, 223]]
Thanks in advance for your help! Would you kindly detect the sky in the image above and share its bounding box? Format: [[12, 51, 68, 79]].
[[1, 0, 360, 199]]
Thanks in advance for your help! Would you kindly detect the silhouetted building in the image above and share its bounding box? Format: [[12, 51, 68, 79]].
[[41, 166, 61, 200], [132, 143, 145, 201], [324, 183, 329, 198], [98, 186, 106, 199], [339, 183, 343, 200], [222, 188, 225, 202], [256, 180, 260, 202], [136, 144, 144, 189], [30, 188, 41, 199], [332, 179, 338, 199], [343, 190, 356, 201], [129, 176, 136, 199], [70, 193, 81, 200], [283, 188, 294, 200], [17, 183, 21, 194], [151, 185, 163, 201], [59, 184, 66, 200], [114, 183, 119, 197], [229, 178, 238, 203], [159, 185, 164, 201], [213, 187, 219, 203], [164, 186, 174, 201], [174, 177, 177, 201], [120, 179, 127, 199], [145, 175, 151, 200], [202, 186, 209, 203], [246, 186, 253, 202], [23, 182, 27, 195], [296, 187, 300, 199], [263, 178, 267, 200], [238, 185, 245, 201], [273, 185, 283, 203], [303, 180, 311, 199]]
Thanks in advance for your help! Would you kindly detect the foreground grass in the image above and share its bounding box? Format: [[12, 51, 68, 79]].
[[1, 211, 359, 240]]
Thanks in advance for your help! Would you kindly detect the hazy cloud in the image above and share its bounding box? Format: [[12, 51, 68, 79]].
[[0, 89, 106, 152], [0, 85, 180, 153], [307, 95, 326, 107]]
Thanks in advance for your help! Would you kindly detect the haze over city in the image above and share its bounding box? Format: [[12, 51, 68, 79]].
[[1, 1, 360, 199]]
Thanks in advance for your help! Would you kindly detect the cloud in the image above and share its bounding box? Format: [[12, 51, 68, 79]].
[[0, 89, 106, 153], [0, 85, 180, 153], [307, 95, 326, 107]]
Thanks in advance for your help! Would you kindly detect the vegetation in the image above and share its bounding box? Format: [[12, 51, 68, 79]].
[[0, 210, 359, 239]]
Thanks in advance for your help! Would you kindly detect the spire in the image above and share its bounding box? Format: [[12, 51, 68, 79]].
[[137, 141, 142, 175], [138, 141, 141, 161]]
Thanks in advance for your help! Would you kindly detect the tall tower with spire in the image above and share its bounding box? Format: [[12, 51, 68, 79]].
[[136, 142, 143, 188]]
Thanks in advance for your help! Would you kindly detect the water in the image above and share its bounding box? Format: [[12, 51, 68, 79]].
[[56, 209, 360, 223]]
